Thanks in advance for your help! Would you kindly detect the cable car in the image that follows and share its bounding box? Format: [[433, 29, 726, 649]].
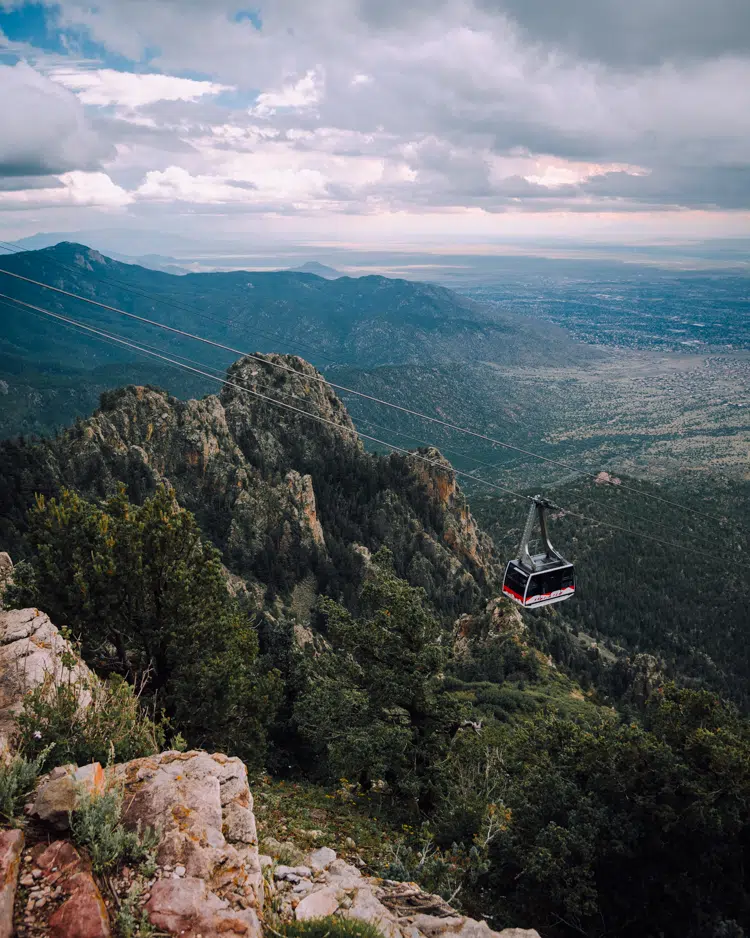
[[502, 497, 575, 609]]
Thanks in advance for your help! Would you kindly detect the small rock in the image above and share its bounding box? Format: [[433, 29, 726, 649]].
[[345, 837, 356, 849], [295, 886, 339, 921], [20, 875, 34, 887], [31, 870, 43, 880], [173, 866, 186, 878], [259, 855, 273, 869], [307, 847, 337, 872]]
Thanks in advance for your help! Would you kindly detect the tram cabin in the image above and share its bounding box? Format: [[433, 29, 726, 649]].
[[502, 557, 576, 609]]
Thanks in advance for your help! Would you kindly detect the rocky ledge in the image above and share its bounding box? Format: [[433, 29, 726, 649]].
[[0, 602, 539, 938]]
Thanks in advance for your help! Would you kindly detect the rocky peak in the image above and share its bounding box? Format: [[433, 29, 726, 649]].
[[410, 447, 501, 584], [2, 352, 502, 621]]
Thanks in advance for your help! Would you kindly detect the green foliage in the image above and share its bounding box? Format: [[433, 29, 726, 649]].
[[115, 882, 155, 938], [16, 672, 165, 772], [430, 686, 750, 937], [70, 785, 159, 876], [272, 917, 385, 938], [12, 484, 282, 763], [294, 549, 465, 802], [0, 748, 52, 823]]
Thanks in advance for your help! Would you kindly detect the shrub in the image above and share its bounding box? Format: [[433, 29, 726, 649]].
[[71, 785, 159, 875], [115, 882, 154, 938], [13, 484, 281, 764], [16, 672, 165, 772], [272, 918, 385, 938], [0, 748, 51, 823]]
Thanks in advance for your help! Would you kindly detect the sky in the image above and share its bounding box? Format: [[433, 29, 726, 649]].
[[1, 0, 750, 249]]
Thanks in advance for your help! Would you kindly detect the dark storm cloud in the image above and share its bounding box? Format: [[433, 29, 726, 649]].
[[582, 165, 750, 210], [487, 0, 750, 67]]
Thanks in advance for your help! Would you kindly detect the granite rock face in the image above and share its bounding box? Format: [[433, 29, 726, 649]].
[[0, 554, 12, 608], [113, 749, 263, 932], [0, 607, 95, 755]]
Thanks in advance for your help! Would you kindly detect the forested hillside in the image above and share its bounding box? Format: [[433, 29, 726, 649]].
[[0, 242, 596, 438], [2, 352, 750, 937], [472, 474, 750, 708]]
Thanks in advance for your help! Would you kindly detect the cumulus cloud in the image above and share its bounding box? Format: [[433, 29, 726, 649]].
[[0, 62, 110, 177], [48, 68, 233, 107], [2, 0, 750, 224], [0, 171, 132, 209], [251, 69, 324, 117]]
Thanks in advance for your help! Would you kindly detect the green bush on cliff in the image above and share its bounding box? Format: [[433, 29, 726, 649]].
[[11, 484, 282, 764], [0, 748, 51, 823], [71, 784, 159, 875], [16, 672, 165, 771]]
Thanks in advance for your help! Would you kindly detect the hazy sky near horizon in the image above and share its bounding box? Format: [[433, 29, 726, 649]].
[[1, 0, 750, 245]]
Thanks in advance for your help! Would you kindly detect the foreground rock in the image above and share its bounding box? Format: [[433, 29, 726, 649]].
[[22, 840, 110, 938], [0, 607, 94, 755], [113, 749, 262, 937], [30, 763, 107, 830], [146, 877, 260, 938], [267, 844, 539, 938], [0, 829, 23, 938]]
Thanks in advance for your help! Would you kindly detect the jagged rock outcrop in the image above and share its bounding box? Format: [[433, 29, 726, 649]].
[[410, 448, 501, 584], [453, 596, 528, 661], [0, 607, 95, 756], [0, 354, 500, 620], [624, 653, 664, 707]]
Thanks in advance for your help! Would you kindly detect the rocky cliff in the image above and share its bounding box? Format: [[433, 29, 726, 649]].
[[0, 353, 502, 622]]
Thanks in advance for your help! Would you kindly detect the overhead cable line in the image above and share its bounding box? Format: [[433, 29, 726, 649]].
[[2, 291, 721, 563], [0, 263, 730, 527]]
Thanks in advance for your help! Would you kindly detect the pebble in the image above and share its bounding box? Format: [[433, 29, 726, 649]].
[[173, 865, 186, 878], [20, 874, 34, 887], [31, 869, 43, 880]]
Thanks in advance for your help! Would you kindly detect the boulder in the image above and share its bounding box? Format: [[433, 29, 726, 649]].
[[30, 762, 106, 830], [295, 886, 340, 920], [114, 750, 262, 916], [33, 840, 111, 938], [0, 607, 95, 755], [0, 829, 23, 938], [146, 876, 261, 938], [307, 846, 337, 872], [342, 887, 401, 938]]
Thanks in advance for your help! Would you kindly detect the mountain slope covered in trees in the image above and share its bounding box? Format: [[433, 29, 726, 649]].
[[2, 352, 750, 938], [0, 242, 598, 437]]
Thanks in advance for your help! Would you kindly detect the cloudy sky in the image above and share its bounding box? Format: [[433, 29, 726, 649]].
[[1, 0, 750, 246]]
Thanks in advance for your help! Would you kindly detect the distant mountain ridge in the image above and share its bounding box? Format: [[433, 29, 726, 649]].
[[0, 241, 599, 437], [287, 261, 342, 278]]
